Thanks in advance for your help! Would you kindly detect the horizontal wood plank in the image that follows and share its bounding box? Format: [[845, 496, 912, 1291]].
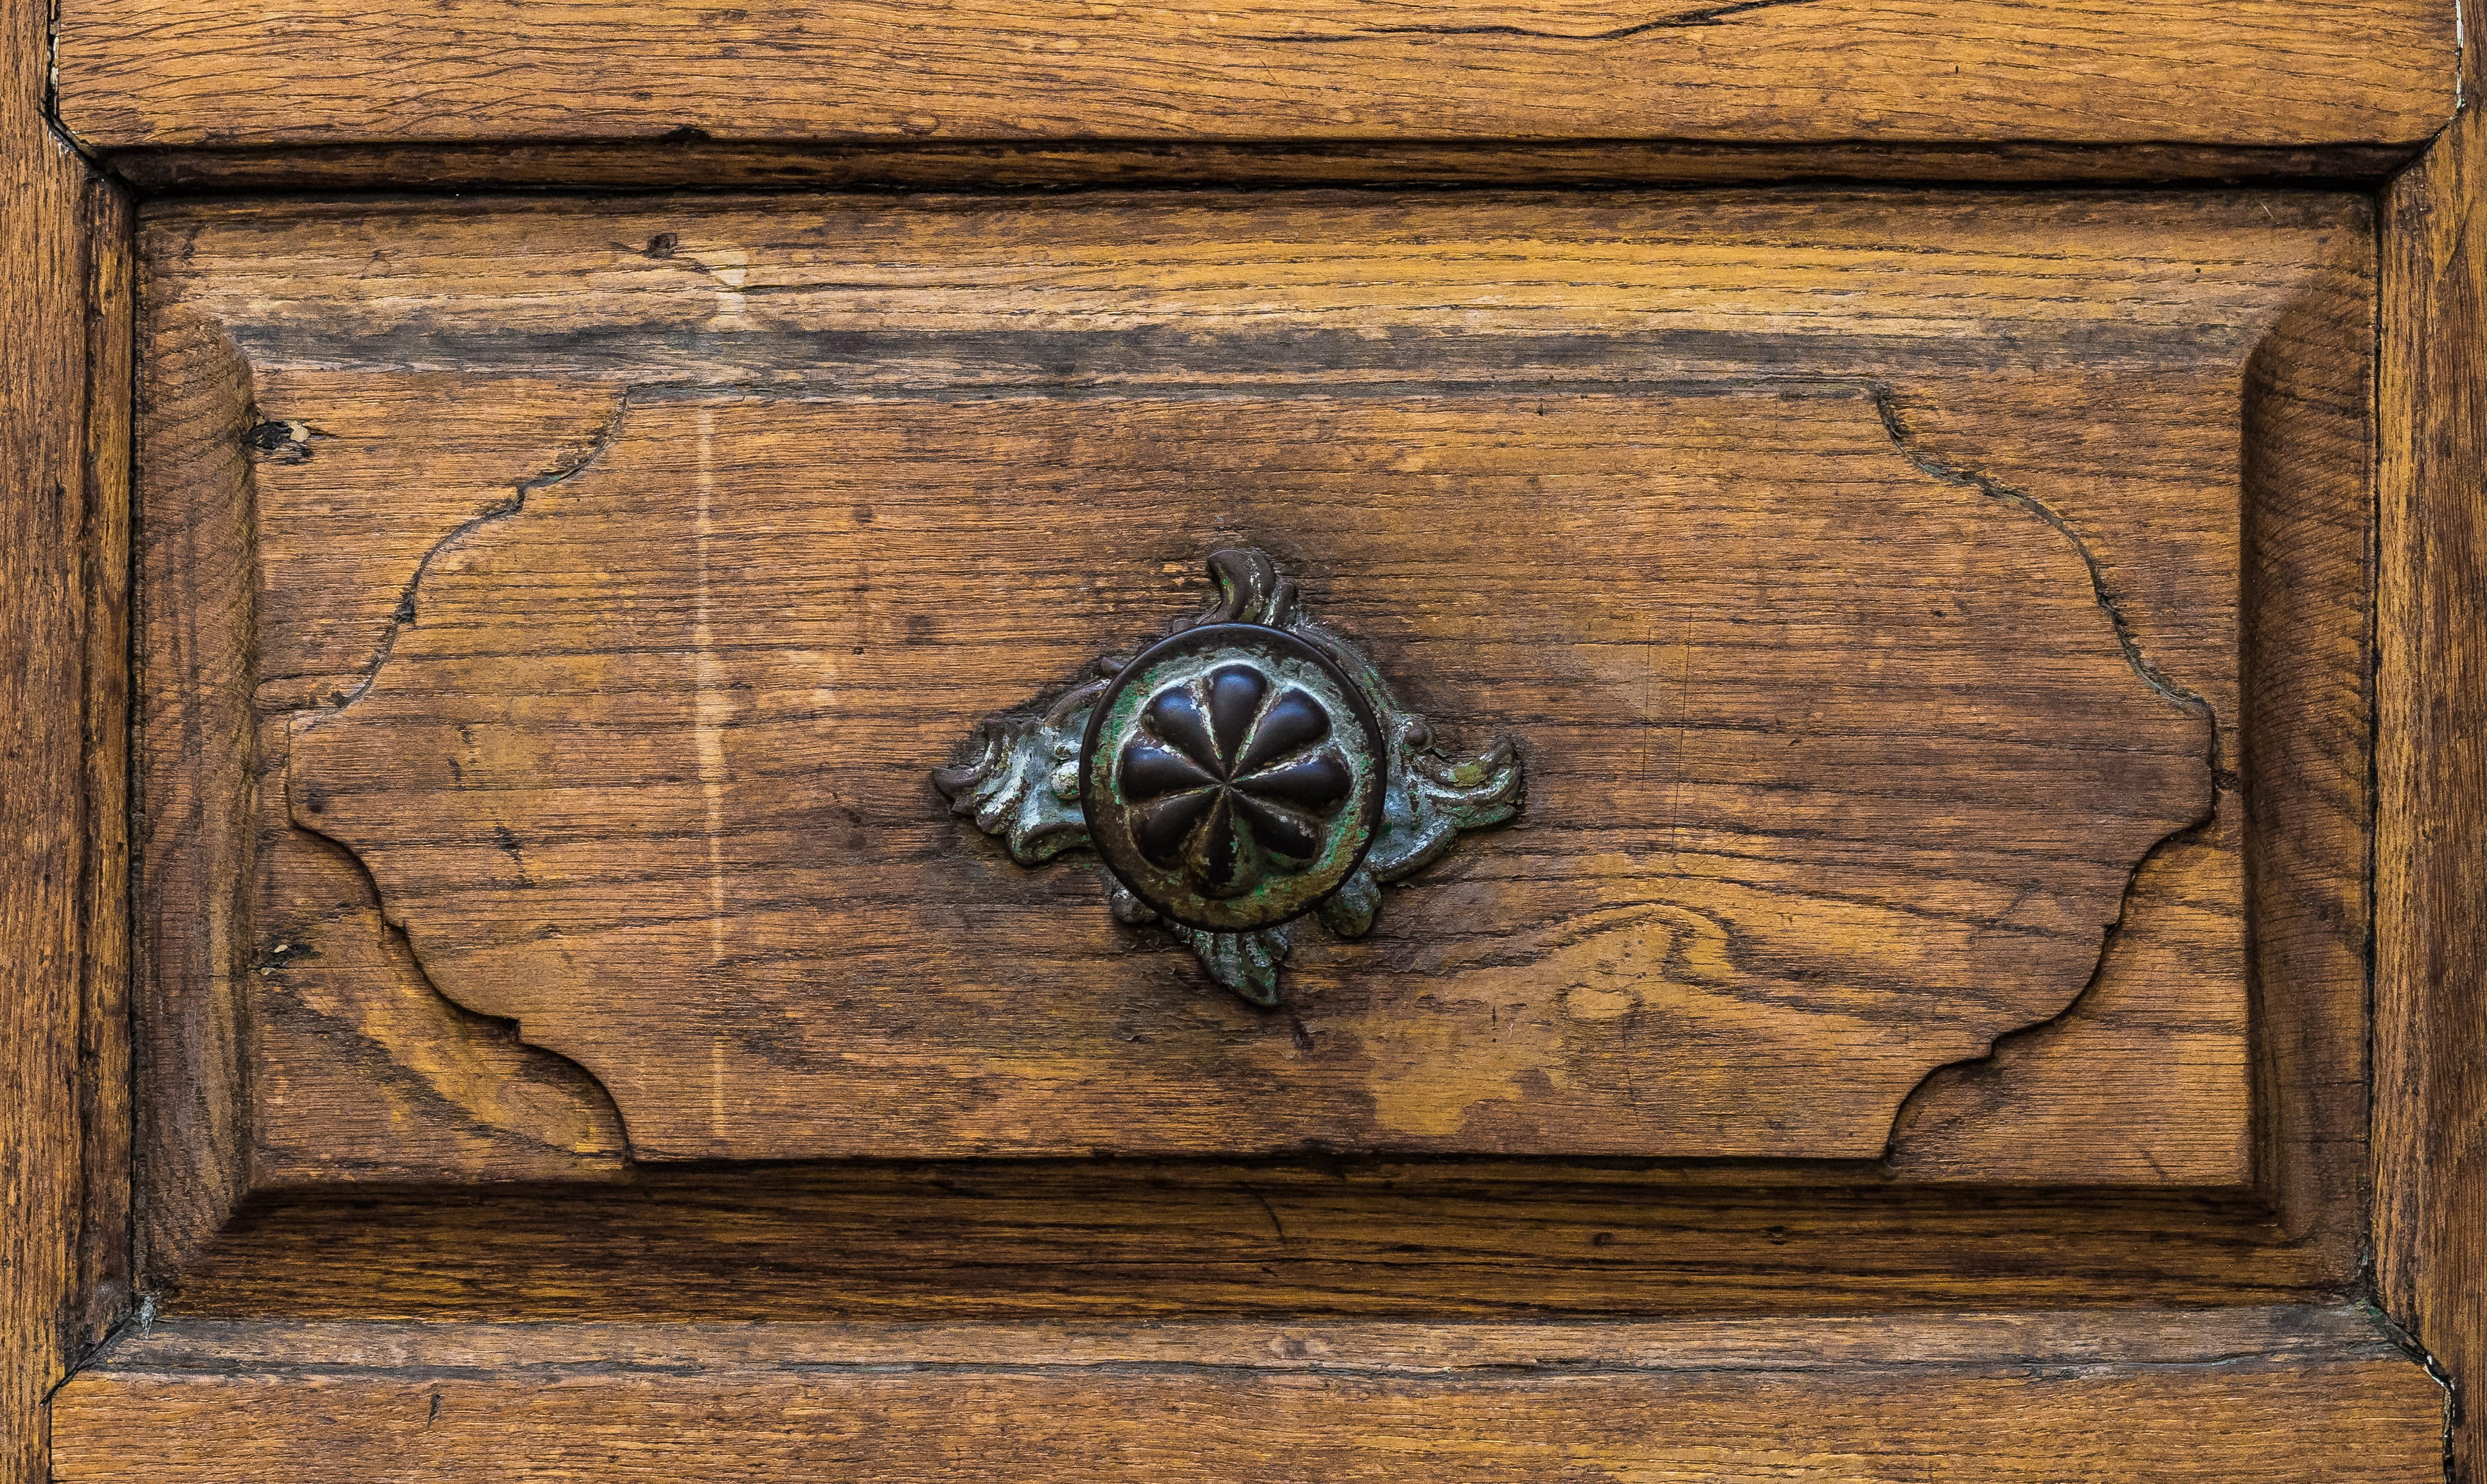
[[55, 0, 2457, 159], [50, 1309, 2447, 1483]]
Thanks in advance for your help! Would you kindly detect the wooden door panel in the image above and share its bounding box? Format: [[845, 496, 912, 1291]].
[[109, 187, 2387, 1374], [12, 0, 2475, 1474]]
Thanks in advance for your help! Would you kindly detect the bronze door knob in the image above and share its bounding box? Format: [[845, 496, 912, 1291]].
[[1081, 623, 1386, 933]]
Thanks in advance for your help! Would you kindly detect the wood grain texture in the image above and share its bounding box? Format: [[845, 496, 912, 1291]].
[[52, 0, 2456, 157], [132, 307, 258, 1291], [242, 373, 637, 1181], [0, 0, 130, 1463], [2376, 80, 2487, 1484], [69, 159, 134, 1395], [127, 188, 2376, 1195], [285, 388, 2212, 1162], [48, 1309, 2446, 1483], [149, 1169, 2367, 1320]]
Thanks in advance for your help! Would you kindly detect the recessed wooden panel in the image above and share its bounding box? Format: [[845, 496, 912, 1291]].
[[285, 388, 2208, 1161], [49, 1310, 2445, 1484], [53, 0, 2455, 161], [137, 189, 2369, 1202]]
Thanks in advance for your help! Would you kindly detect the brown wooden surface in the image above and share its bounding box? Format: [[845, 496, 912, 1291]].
[[287, 389, 2210, 1162], [31, 0, 2486, 1474], [131, 306, 260, 1291], [129, 188, 2376, 1190], [0, 0, 131, 1467], [2376, 75, 2487, 1484], [155, 1170, 2362, 1320], [48, 1307, 2446, 1483], [52, 0, 2456, 161]]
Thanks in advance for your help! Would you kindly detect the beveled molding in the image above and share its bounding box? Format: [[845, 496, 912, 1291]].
[[127, 186, 2371, 1315]]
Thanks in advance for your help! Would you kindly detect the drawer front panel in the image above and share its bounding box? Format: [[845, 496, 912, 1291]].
[[139, 189, 2368, 1182]]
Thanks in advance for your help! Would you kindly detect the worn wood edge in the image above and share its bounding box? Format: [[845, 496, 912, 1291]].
[[98, 138, 2435, 198], [131, 301, 256, 1295], [2376, 87, 2486, 1484], [2235, 202, 2379, 1255], [48, 0, 2463, 161], [62, 1303, 2421, 1374]]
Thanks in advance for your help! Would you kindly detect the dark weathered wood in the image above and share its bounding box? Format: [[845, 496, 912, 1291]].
[[53, 0, 2456, 159], [48, 1308, 2447, 1483], [0, 0, 132, 1467], [2376, 74, 2487, 1484], [100, 138, 2439, 197], [72, 159, 134, 1382]]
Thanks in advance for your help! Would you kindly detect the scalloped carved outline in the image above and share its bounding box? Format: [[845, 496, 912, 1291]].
[[274, 388, 639, 1155]]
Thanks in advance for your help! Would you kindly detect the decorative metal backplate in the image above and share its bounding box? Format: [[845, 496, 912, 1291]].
[[935, 548, 1525, 1005]]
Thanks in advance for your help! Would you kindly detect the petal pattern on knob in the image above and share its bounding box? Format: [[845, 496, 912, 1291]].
[[1237, 754, 1352, 814], [1144, 686, 1220, 777], [1120, 741, 1216, 804], [1205, 665, 1267, 775], [1234, 688, 1331, 775], [1134, 788, 1219, 868], [1097, 635, 1383, 919], [1232, 792, 1323, 860]]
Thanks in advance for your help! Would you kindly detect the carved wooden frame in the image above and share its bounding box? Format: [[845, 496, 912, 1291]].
[[4, 3, 2484, 1480]]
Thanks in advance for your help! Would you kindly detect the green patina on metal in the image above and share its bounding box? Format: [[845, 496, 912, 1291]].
[[1080, 623, 1385, 933], [935, 547, 1525, 1007]]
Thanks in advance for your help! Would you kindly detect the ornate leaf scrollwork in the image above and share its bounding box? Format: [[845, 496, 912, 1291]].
[[935, 548, 1524, 1006]]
